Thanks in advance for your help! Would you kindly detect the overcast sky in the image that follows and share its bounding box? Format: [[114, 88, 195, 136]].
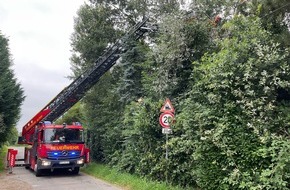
[[0, 0, 86, 131]]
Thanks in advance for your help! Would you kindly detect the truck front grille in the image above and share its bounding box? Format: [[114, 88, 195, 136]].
[[47, 150, 81, 160]]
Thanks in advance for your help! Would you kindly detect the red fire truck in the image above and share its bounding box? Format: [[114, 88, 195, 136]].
[[15, 17, 151, 176], [21, 121, 89, 176]]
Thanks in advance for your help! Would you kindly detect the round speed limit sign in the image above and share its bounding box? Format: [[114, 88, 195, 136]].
[[159, 112, 174, 128]]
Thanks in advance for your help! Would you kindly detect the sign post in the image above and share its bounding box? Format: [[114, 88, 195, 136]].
[[159, 98, 175, 183]]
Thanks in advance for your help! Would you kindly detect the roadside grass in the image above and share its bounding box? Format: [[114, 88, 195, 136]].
[[0, 145, 7, 172], [82, 162, 187, 190]]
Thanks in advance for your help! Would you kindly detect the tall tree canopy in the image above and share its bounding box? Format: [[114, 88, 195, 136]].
[[69, 0, 290, 189], [0, 32, 24, 144]]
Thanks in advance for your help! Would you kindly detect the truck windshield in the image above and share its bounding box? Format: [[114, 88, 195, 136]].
[[43, 128, 84, 143]]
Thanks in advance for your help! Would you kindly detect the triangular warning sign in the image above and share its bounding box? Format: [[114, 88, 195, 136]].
[[160, 98, 175, 113]]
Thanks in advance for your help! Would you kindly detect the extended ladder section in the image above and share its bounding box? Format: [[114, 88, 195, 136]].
[[21, 17, 151, 143]]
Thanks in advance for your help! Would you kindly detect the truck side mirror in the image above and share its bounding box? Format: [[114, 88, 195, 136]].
[[17, 136, 26, 144]]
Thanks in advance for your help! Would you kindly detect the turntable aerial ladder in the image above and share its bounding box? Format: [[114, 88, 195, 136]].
[[20, 17, 152, 144], [9, 17, 152, 176]]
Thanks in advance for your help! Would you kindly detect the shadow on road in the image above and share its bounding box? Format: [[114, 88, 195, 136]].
[[25, 168, 80, 178]]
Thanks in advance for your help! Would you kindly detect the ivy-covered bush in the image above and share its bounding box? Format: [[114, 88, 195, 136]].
[[112, 99, 165, 175]]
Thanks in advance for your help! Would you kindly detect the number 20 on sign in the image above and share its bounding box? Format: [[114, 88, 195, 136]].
[[159, 112, 174, 128]]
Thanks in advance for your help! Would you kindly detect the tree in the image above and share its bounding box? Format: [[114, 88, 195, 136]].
[[70, 1, 125, 162], [83, 72, 123, 162], [176, 16, 290, 189], [240, 0, 290, 47], [116, 39, 149, 104], [142, 9, 214, 100], [111, 98, 165, 178], [67, 0, 290, 188], [0, 32, 24, 145], [70, 3, 120, 77], [55, 102, 84, 125]]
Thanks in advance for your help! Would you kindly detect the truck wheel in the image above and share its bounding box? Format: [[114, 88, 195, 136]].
[[34, 164, 42, 177], [71, 167, 79, 175], [36, 170, 42, 177]]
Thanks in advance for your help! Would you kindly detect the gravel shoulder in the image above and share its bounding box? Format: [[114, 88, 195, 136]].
[[0, 149, 32, 190], [0, 172, 32, 190]]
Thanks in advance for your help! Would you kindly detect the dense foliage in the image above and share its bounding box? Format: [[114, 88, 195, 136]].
[[69, 0, 290, 189], [177, 16, 290, 189], [0, 33, 24, 145]]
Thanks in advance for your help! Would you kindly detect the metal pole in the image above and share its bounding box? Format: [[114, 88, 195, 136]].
[[165, 133, 168, 183], [166, 133, 168, 160]]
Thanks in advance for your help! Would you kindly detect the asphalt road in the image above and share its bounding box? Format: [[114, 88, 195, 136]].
[[4, 147, 123, 190]]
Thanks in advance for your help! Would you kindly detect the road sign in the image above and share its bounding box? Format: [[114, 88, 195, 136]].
[[162, 128, 173, 134], [159, 112, 174, 128], [160, 98, 175, 113]]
